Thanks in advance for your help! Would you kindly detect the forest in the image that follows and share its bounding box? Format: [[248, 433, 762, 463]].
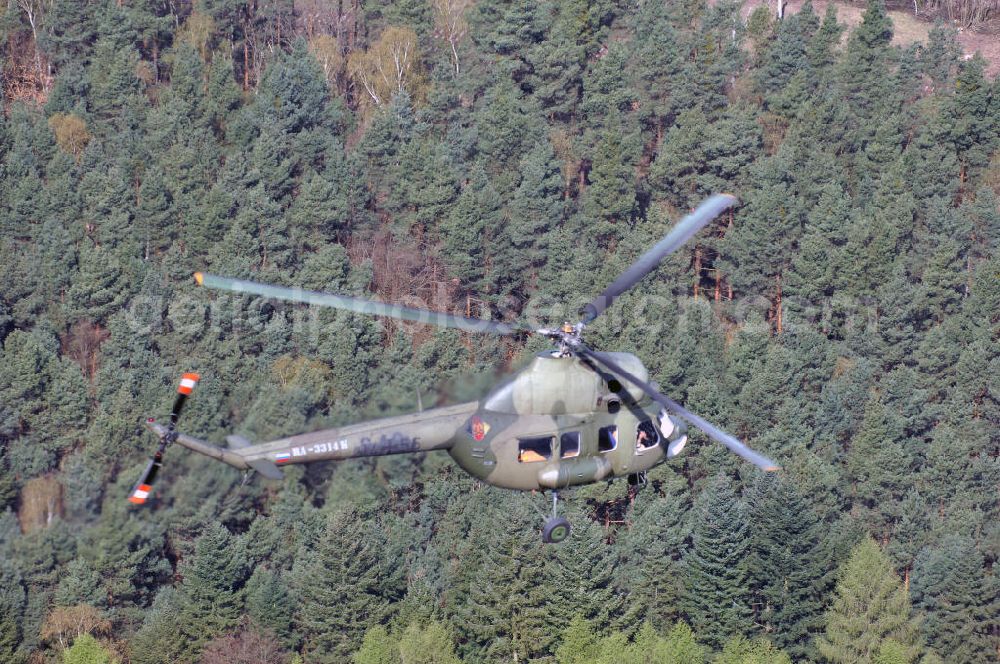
[[0, 0, 998, 662]]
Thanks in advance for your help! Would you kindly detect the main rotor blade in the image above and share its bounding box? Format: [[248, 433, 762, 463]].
[[579, 194, 739, 324], [195, 273, 526, 335], [575, 345, 780, 471]]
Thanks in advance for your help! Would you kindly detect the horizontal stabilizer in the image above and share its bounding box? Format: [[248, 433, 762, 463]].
[[246, 459, 284, 480], [227, 435, 284, 480]]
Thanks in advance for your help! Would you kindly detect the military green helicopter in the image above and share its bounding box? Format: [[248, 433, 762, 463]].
[[130, 194, 779, 542]]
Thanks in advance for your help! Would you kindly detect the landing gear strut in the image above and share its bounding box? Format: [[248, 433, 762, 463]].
[[541, 491, 571, 543]]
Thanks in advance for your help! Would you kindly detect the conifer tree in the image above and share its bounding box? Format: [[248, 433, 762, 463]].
[[911, 535, 998, 663], [0, 559, 26, 662], [845, 394, 911, 533], [837, 0, 895, 120], [555, 615, 600, 664], [397, 620, 462, 664], [745, 473, 828, 660], [172, 521, 249, 658], [715, 635, 792, 664], [354, 625, 396, 664], [293, 509, 403, 663], [613, 476, 690, 631], [817, 538, 921, 664], [453, 496, 552, 662], [245, 567, 294, 645], [943, 55, 998, 178], [680, 473, 752, 650]]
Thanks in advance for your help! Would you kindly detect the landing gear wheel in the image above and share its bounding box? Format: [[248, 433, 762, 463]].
[[542, 517, 571, 543]]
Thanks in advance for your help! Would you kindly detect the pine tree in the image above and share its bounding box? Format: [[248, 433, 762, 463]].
[[546, 512, 623, 634], [845, 394, 912, 534], [661, 622, 706, 663], [525, 9, 586, 122], [245, 567, 293, 644], [353, 625, 396, 664], [911, 535, 999, 663], [248, 38, 335, 136], [581, 118, 639, 239], [397, 620, 462, 664], [817, 538, 921, 664], [555, 615, 601, 664], [943, 54, 998, 178], [745, 473, 828, 660], [172, 522, 249, 658], [292, 509, 403, 663], [440, 163, 502, 294], [628, 1, 684, 137], [715, 635, 792, 664], [0, 559, 26, 662], [837, 0, 895, 120], [921, 23, 961, 89], [613, 469, 690, 631], [452, 495, 553, 662], [680, 473, 752, 650]]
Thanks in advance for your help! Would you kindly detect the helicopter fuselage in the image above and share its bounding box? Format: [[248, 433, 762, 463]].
[[154, 352, 687, 491]]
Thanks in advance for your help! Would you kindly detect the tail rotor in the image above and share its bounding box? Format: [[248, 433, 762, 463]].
[[128, 372, 200, 505]]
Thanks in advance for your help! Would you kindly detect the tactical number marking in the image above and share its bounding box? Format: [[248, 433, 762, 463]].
[[296, 440, 349, 455]]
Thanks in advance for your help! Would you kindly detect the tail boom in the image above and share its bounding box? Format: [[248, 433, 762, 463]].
[[144, 401, 479, 473], [145, 421, 251, 471], [240, 401, 478, 467]]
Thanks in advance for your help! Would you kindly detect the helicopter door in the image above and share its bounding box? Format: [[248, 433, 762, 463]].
[[518, 436, 554, 463]]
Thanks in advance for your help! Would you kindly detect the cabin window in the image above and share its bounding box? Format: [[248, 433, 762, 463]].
[[560, 432, 581, 458], [598, 425, 618, 452], [636, 420, 660, 451], [518, 436, 554, 463]]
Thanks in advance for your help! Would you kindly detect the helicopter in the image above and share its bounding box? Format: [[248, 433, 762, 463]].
[[130, 193, 779, 543]]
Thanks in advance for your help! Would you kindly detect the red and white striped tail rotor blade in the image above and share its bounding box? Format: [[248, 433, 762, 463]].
[[128, 455, 162, 505], [170, 372, 200, 426], [177, 372, 200, 395]]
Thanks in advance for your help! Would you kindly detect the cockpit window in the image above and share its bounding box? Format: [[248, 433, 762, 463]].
[[560, 432, 581, 458], [636, 420, 660, 451], [518, 436, 553, 463], [598, 425, 618, 452]]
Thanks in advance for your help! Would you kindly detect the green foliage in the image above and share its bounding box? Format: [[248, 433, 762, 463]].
[[817, 539, 921, 664], [0, 559, 26, 661], [397, 620, 462, 664], [911, 536, 999, 663], [745, 473, 829, 660], [681, 474, 752, 650], [173, 521, 249, 655], [0, 1, 996, 661], [293, 509, 403, 663], [62, 634, 115, 664], [555, 615, 600, 664], [354, 625, 397, 664], [714, 635, 791, 664]]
